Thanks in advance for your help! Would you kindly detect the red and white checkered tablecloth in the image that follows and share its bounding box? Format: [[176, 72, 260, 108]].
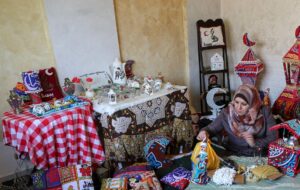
[[2, 103, 105, 169]]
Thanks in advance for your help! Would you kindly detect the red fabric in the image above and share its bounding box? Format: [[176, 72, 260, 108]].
[[2, 103, 105, 170], [39, 67, 64, 101]]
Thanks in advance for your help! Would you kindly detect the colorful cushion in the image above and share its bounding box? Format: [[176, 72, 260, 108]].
[[100, 177, 128, 190], [113, 164, 152, 178], [31, 170, 47, 190], [22, 70, 43, 93], [113, 164, 162, 190], [160, 167, 192, 190], [58, 163, 94, 190], [39, 67, 64, 101], [144, 136, 172, 169], [45, 167, 61, 188]]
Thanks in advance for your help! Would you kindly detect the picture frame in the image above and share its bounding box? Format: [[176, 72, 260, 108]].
[[197, 19, 226, 48]]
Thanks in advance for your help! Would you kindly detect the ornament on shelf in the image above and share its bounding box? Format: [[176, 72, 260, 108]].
[[210, 53, 224, 71], [7, 90, 23, 114], [208, 74, 221, 90], [235, 33, 264, 85], [206, 88, 227, 119], [108, 89, 117, 104]]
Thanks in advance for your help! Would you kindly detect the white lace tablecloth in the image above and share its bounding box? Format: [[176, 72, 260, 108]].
[[92, 85, 187, 115]]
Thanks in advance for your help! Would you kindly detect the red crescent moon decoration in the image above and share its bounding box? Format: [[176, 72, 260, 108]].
[[243, 33, 256, 47], [295, 26, 300, 39]]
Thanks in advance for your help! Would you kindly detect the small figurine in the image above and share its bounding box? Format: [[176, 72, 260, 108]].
[[191, 142, 210, 185], [153, 79, 162, 92], [157, 72, 164, 83], [108, 89, 117, 104], [63, 78, 75, 96], [7, 90, 23, 114]]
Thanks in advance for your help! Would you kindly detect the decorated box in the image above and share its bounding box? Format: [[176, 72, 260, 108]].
[[268, 119, 300, 177], [272, 26, 300, 120]]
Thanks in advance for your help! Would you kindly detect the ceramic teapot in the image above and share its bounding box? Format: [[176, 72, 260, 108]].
[[111, 58, 127, 85]]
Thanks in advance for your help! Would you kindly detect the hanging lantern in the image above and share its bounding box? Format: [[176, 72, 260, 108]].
[[272, 26, 300, 120]]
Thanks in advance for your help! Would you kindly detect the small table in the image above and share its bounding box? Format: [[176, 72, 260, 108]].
[[2, 103, 105, 169], [93, 86, 192, 162]]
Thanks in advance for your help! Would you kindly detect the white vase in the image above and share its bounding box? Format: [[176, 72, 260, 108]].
[[85, 89, 95, 99]]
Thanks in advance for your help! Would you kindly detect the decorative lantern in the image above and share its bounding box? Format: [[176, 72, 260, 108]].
[[210, 53, 224, 71], [235, 33, 264, 85], [108, 89, 117, 104], [22, 70, 43, 104], [268, 119, 300, 177], [272, 26, 300, 120]]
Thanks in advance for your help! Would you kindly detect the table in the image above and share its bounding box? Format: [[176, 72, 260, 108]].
[[93, 86, 193, 162], [2, 102, 105, 170]]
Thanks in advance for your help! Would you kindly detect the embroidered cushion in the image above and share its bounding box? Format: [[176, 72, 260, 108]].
[[160, 167, 192, 190], [38, 67, 64, 101], [32, 170, 47, 190], [144, 136, 172, 169], [58, 163, 94, 190]]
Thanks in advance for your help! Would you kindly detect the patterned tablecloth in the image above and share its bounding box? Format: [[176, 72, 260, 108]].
[[2, 103, 105, 169], [94, 86, 193, 162]]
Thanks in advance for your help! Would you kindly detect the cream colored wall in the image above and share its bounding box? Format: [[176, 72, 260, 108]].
[[221, 0, 300, 104], [0, 0, 55, 116], [186, 0, 221, 111], [114, 0, 187, 85], [0, 0, 54, 179]]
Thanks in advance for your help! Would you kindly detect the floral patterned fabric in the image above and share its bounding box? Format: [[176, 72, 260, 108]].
[[96, 89, 192, 162]]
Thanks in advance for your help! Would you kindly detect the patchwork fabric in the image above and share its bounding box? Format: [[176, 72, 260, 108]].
[[58, 164, 94, 190], [58, 166, 77, 184], [38, 67, 64, 101], [144, 136, 172, 169], [46, 168, 61, 188], [32, 170, 47, 190], [160, 167, 192, 190]]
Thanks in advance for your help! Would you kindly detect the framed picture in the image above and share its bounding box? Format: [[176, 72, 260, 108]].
[[197, 19, 226, 48]]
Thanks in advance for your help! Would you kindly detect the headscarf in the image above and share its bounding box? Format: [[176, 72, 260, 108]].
[[227, 84, 264, 146]]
